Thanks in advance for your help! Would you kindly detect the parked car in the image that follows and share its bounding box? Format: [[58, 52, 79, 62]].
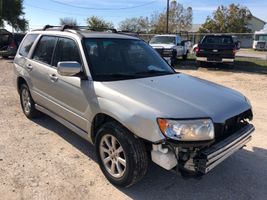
[[195, 35, 237, 66], [0, 29, 25, 58], [14, 26, 254, 187], [149, 34, 189, 65]]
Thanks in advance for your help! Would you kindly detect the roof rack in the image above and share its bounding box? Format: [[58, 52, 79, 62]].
[[39, 24, 118, 33]]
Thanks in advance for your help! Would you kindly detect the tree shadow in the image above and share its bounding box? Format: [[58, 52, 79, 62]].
[[174, 59, 267, 75], [32, 114, 267, 200]]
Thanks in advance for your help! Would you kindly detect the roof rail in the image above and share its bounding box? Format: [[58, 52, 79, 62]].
[[40, 24, 118, 33]]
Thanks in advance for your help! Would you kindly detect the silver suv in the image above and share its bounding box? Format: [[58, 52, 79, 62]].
[[14, 26, 254, 187]]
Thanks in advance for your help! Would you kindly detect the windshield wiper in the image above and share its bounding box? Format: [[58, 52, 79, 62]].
[[134, 70, 174, 76], [94, 73, 139, 80]]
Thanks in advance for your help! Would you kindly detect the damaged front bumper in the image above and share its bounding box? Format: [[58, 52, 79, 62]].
[[151, 124, 255, 175], [195, 124, 254, 174]]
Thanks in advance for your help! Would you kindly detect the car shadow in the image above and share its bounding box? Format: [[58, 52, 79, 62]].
[[32, 114, 267, 200], [32, 115, 97, 162]]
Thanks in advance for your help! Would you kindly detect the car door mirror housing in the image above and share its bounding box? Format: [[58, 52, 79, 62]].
[[57, 61, 81, 76]]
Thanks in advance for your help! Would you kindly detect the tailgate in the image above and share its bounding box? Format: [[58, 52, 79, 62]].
[[197, 44, 235, 58]]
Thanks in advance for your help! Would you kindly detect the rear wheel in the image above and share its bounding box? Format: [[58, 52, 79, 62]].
[[182, 52, 188, 60], [95, 122, 148, 187], [19, 84, 40, 118]]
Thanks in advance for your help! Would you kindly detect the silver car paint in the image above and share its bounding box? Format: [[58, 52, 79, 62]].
[[14, 31, 251, 143]]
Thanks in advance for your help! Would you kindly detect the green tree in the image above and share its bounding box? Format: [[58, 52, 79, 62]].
[[199, 4, 252, 33], [86, 16, 114, 29], [119, 16, 149, 32], [59, 17, 78, 27], [0, 0, 28, 31]]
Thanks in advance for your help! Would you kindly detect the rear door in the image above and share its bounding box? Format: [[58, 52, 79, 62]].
[[27, 35, 59, 110]]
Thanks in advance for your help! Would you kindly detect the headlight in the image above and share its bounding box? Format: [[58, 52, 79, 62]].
[[157, 118, 215, 141]]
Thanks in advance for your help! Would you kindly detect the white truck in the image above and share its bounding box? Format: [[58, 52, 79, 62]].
[[149, 34, 190, 65], [253, 30, 267, 50]]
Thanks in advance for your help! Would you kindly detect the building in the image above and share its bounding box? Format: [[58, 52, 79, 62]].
[[247, 16, 266, 32]]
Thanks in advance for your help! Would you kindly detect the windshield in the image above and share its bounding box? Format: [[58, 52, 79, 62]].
[[254, 34, 267, 42], [150, 36, 176, 44], [83, 38, 175, 81], [202, 36, 233, 45]]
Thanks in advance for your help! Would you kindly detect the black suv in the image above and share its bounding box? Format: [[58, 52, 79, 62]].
[[0, 29, 25, 58]]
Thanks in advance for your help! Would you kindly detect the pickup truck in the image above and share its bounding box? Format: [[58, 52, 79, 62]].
[[195, 35, 237, 66], [149, 34, 189, 66]]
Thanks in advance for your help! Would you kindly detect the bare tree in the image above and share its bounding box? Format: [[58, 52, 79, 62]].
[[119, 17, 149, 32], [59, 17, 78, 27], [150, 1, 193, 33]]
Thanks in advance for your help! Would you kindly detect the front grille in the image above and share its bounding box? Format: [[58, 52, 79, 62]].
[[257, 42, 266, 49], [214, 109, 253, 142], [154, 48, 164, 57]]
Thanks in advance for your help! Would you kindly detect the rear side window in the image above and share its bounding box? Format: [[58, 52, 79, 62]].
[[19, 34, 38, 57], [33, 36, 57, 65], [202, 36, 233, 45], [52, 37, 81, 67]]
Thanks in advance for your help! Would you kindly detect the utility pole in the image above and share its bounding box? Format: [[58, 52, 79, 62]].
[[166, 0, 169, 33], [0, 0, 2, 19]]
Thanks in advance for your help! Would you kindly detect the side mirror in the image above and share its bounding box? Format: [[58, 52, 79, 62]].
[[57, 61, 81, 76]]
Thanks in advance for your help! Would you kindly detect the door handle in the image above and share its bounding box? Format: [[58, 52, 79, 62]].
[[49, 74, 58, 82], [26, 64, 33, 71]]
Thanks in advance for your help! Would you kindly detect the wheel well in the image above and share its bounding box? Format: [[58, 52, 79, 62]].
[[90, 113, 152, 153], [91, 113, 117, 143], [17, 77, 27, 92]]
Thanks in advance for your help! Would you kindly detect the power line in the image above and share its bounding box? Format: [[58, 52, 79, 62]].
[[49, 0, 157, 10], [25, 3, 153, 18], [24, 3, 87, 16]]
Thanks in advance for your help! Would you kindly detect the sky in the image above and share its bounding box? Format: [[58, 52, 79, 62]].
[[12, 0, 267, 30]]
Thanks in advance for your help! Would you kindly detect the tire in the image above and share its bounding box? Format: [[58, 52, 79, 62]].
[[19, 84, 40, 118], [2, 55, 9, 59], [95, 122, 148, 187], [171, 57, 177, 66], [182, 52, 188, 60], [196, 61, 203, 67]]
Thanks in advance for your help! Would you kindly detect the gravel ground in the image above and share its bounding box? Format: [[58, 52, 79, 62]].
[[0, 59, 267, 200]]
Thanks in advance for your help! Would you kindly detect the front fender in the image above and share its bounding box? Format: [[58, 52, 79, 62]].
[[93, 97, 165, 143]]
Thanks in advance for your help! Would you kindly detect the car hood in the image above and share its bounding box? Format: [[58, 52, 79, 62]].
[[149, 43, 176, 49], [97, 74, 251, 123]]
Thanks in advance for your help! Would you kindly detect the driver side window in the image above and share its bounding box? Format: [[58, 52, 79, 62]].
[[52, 37, 81, 67]]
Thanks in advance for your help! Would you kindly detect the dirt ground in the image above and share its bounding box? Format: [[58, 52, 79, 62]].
[[0, 59, 267, 200]]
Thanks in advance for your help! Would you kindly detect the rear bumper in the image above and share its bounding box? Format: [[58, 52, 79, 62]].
[[196, 124, 254, 174], [0, 49, 16, 57], [196, 57, 234, 63]]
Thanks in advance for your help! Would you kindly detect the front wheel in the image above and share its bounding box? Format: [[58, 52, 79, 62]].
[[95, 122, 148, 187]]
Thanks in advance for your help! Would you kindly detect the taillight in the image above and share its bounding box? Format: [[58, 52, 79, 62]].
[[195, 47, 200, 53], [8, 41, 17, 49], [233, 48, 237, 54]]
